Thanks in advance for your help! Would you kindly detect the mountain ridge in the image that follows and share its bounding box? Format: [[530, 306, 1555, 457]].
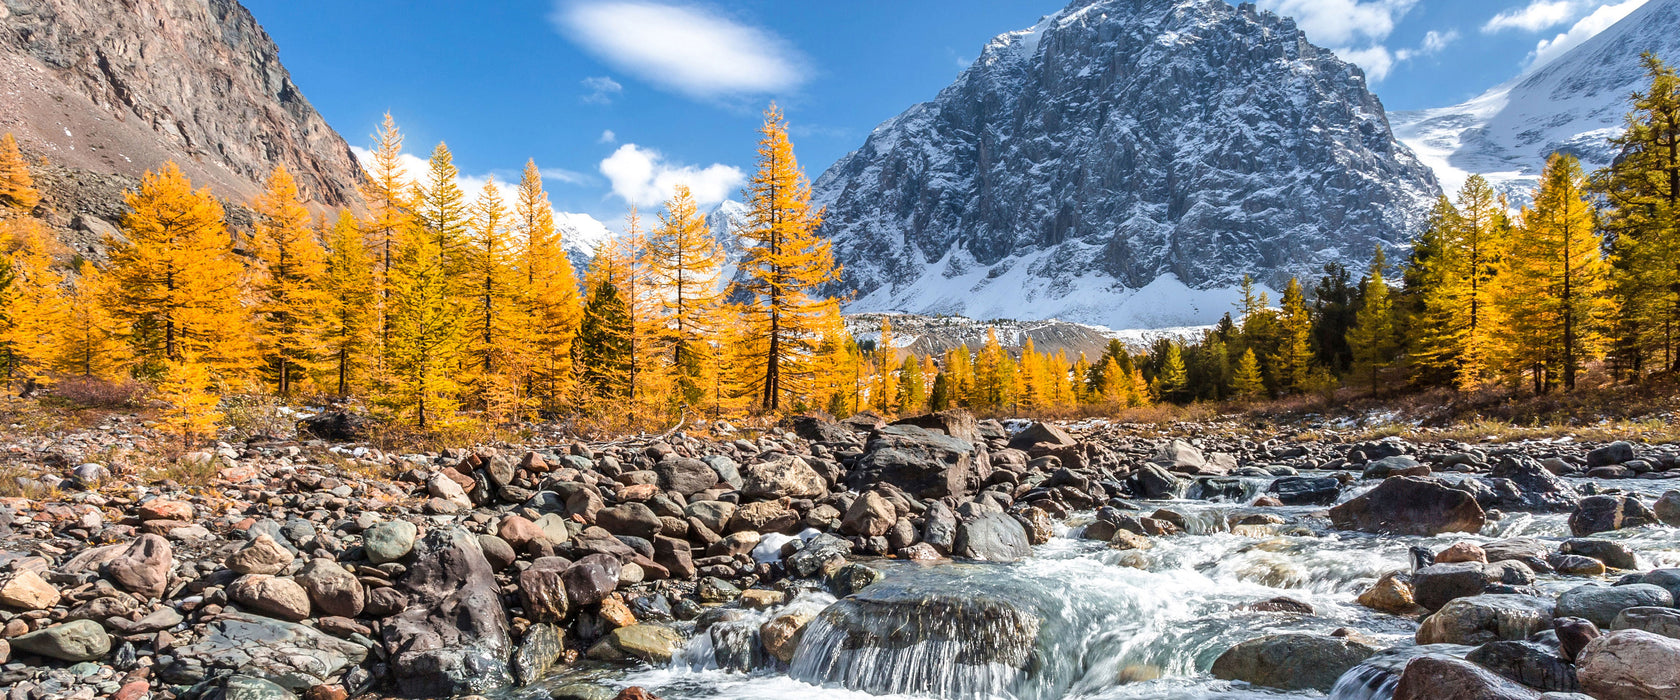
[[810, 0, 1440, 329]]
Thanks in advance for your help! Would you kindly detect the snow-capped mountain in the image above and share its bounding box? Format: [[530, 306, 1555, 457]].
[[1392, 0, 1680, 202], [811, 0, 1440, 329]]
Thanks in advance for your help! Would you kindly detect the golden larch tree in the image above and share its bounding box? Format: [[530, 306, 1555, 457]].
[[359, 114, 413, 354], [0, 133, 40, 212], [1502, 154, 1611, 391], [1, 220, 70, 385], [58, 265, 132, 380], [647, 184, 724, 406], [105, 163, 256, 380], [737, 104, 841, 411], [516, 160, 583, 413], [251, 166, 330, 396], [383, 145, 469, 427], [320, 211, 375, 396], [463, 178, 528, 419]]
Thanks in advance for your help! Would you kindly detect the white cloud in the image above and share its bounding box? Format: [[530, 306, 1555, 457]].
[[1258, 0, 1418, 46], [554, 1, 807, 100], [580, 76, 623, 104], [1420, 29, 1458, 54], [1527, 0, 1648, 69], [351, 145, 609, 252], [1257, 0, 1425, 83], [1339, 46, 1397, 80], [1484, 1, 1587, 33], [599, 143, 743, 208], [599, 129, 617, 144]]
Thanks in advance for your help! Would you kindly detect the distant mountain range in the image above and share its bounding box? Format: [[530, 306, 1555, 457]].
[[1391, 0, 1680, 204]]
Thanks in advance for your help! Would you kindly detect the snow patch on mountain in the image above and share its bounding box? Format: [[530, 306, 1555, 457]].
[[1391, 0, 1680, 202], [813, 0, 1438, 330]]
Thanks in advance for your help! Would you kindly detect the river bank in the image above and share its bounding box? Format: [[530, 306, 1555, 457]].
[[1, 409, 1677, 699]]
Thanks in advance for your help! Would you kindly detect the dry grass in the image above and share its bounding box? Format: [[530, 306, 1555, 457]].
[[0, 464, 64, 499]]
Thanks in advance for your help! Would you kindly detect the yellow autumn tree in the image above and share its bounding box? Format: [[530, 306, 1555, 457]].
[[0, 133, 40, 212], [383, 144, 468, 427], [463, 178, 528, 420], [251, 166, 330, 396], [106, 163, 256, 381], [156, 354, 221, 447], [0, 220, 70, 385], [359, 114, 413, 354], [320, 211, 375, 396], [1500, 154, 1611, 392], [516, 160, 582, 414], [737, 104, 841, 411], [618, 206, 674, 422], [871, 317, 896, 413], [647, 184, 723, 407], [1271, 277, 1313, 392], [58, 265, 131, 380]]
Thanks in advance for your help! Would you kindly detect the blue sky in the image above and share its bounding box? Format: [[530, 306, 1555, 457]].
[[244, 0, 1653, 231]]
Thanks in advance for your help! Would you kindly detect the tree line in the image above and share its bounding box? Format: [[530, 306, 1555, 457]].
[[0, 106, 845, 441], [1, 56, 1675, 437]]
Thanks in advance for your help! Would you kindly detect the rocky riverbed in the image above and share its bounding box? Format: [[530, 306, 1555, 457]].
[[1, 409, 1678, 700]]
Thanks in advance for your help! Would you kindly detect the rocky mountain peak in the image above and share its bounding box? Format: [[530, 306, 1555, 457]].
[[812, 0, 1440, 329], [0, 0, 365, 244]]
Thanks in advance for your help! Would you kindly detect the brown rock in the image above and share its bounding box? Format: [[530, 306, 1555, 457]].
[[225, 534, 295, 575], [137, 499, 192, 521], [103, 534, 173, 599], [1435, 542, 1488, 564], [228, 574, 311, 621], [0, 570, 61, 610]]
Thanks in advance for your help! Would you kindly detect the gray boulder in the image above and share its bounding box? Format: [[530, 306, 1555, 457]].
[[1417, 594, 1555, 645], [1210, 633, 1377, 691], [1578, 629, 1680, 700], [850, 425, 989, 499], [1569, 495, 1658, 537], [1556, 583, 1673, 629], [953, 513, 1032, 562], [382, 527, 512, 697], [1330, 476, 1486, 536]]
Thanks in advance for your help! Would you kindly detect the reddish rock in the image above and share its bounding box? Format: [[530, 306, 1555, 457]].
[[137, 499, 193, 521]]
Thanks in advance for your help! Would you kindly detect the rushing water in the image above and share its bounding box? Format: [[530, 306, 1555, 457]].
[[525, 473, 1680, 699]]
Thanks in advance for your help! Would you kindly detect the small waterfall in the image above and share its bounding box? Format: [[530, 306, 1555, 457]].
[[1328, 663, 1399, 700], [787, 586, 1041, 698]]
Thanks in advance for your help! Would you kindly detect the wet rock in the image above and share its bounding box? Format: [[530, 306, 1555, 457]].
[[743, 455, 828, 499], [762, 609, 817, 662], [1466, 640, 1579, 692], [1577, 629, 1680, 700], [1267, 476, 1341, 506], [793, 590, 1040, 695], [162, 612, 367, 690], [1329, 476, 1486, 536], [0, 569, 60, 610], [1414, 562, 1496, 611], [1153, 439, 1209, 473], [954, 513, 1032, 562], [1569, 495, 1658, 537], [832, 563, 885, 597], [1211, 633, 1377, 691], [1556, 617, 1601, 662], [1483, 538, 1555, 573], [786, 533, 851, 577], [1556, 583, 1673, 628], [103, 533, 173, 599], [1612, 607, 1680, 640], [10, 619, 110, 661], [513, 622, 566, 686], [1134, 464, 1185, 499], [1014, 506, 1054, 545], [1559, 538, 1638, 570], [1393, 655, 1541, 700], [1488, 456, 1580, 512], [1616, 568, 1680, 601], [383, 527, 513, 697], [226, 533, 295, 575], [1417, 594, 1555, 645], [363, 521, 417, 565], [563, 554, 623, 606], [1655, 491, 1680, 526], [921, 501, 958, 554], [228, 574, 312, 620], [588, 624, 684, 663], [851, 425, 989, 499], [1359, 571, 1422, 614]]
